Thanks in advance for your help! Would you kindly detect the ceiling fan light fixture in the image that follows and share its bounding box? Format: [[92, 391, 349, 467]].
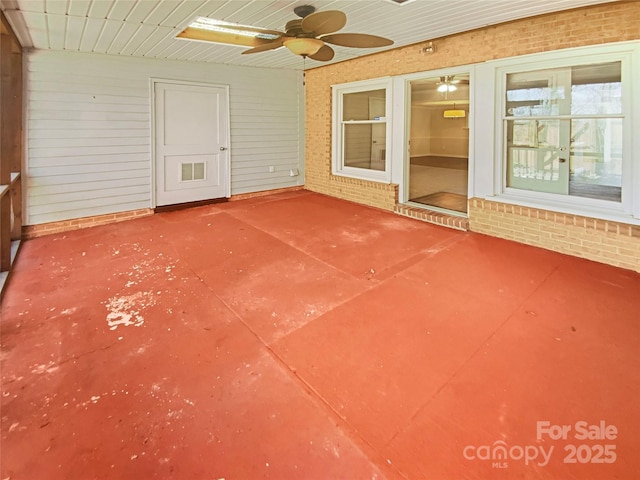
[[283, 37, 324, 56], [437, 83, 457, 93]]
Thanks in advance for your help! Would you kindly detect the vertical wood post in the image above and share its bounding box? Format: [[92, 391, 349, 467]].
[[0, 11, 23, 277]]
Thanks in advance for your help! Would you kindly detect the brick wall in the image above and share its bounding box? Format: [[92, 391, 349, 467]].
[[22, 209, 154, 239], [469, 199, 640, 272], [304, 1, 640, 271], [305, 1, 639, 207]]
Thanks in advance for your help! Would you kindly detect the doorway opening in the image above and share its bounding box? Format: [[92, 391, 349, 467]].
[[408, 74, 469, 214]]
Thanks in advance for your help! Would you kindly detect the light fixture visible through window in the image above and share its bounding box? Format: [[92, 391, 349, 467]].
[[437, 83, 457, 93], [443, 105, 466, 118]]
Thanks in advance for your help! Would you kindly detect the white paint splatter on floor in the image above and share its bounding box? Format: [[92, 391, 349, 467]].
[[102, 242, 181, 331], [105, 291, 156, 330], [31, 361, 59, 375], [340, 229, 381, 243]]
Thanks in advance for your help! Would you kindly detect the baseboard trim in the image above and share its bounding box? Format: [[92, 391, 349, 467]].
[[229, 186, 304, 202], [22, 209, 154, 239], [21, 186, 307, 239]]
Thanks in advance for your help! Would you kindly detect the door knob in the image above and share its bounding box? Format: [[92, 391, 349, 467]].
[[220, 146, 228, 151], [559, 158, 567, 163]]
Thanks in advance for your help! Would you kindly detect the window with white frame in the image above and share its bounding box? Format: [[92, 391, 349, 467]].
[[500, 51, 634, 213], [332, 80, 392, 181]]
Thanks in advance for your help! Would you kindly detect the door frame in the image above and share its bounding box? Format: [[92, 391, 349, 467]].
[[390, 65, 475, 207], [150, 78, 231, 208]]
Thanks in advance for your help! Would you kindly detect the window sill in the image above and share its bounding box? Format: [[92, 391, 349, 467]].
[[331, 170, 391, 184]]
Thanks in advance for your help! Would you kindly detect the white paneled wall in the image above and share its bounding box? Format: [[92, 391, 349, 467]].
[[25, 50, 304, 225]]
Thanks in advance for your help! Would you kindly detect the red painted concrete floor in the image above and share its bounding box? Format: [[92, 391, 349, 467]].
[[2, 190, 639, 480]]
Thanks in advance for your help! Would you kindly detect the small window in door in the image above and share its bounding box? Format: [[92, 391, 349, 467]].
[[193, 162, 205, 180], [181, 162, 206, 181], [504, 62, 622, 202]]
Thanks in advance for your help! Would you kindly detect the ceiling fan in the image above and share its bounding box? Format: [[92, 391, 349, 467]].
[[181, 5, 394, 62], [436, 75, 469, 93]]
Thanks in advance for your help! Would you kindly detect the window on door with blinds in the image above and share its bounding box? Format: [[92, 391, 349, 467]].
[[504, 61, 622, 202]]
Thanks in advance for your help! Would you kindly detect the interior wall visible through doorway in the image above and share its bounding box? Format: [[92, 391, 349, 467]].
[[408, 74, 470, 214]]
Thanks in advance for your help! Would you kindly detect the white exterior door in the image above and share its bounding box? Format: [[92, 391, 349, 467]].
[[154, 82, 229, 206]]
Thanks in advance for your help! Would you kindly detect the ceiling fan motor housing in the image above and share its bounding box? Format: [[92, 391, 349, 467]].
[[293, 5, 316, 18], [285, 20, 307, 37]]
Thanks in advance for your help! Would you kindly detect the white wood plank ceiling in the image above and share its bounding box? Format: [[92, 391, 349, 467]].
[[0, 0, 620, 70]]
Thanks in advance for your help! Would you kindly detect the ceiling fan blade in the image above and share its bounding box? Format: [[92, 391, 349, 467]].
[[301, 10, 346, 35], [321, 33, 393, 48], [220, 24, 285, 37], [308, 44, 335, 62], [242, 38, 285, 55], [439, 75, 469, 85], [178, 27, 272, 47]]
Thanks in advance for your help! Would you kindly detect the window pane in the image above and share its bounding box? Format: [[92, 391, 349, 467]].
[[343, 89, 386, 121], [571, 62, 621, 115], [506, 119, 569, 194], [506, 62, 621, 117], [344, 124, 386, 171], [509, 119, 562, 148], [193, 162, 205, 180], [570, 118, 622, 201], [506, 69, 568, 116], [181, 163, 193, 181], [504, 60, 624, 203]]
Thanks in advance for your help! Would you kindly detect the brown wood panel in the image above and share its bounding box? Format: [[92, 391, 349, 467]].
[[0, 193, 10, 271], [0, 30, 10, 185], [10, 39, 22, 174], [0, 10, 23, 278], [11, 174, 22, 240]]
